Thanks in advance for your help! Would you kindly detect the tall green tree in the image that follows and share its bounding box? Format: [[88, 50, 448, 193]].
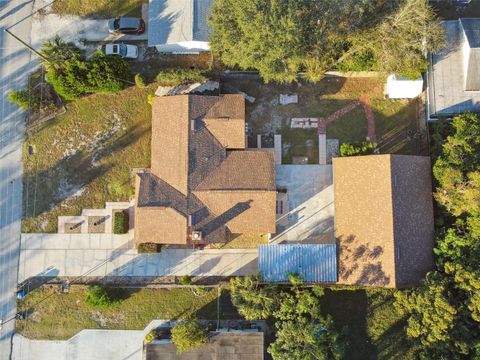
[[40, 35, 83, 71], [433, 113, 480, 216], [171, 320, 208, 354]]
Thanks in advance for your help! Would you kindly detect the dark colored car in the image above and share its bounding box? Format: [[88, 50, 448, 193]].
[[108, 17, 145, 35]]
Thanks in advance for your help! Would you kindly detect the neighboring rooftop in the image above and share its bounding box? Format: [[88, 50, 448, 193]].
[[429, 18, 480, 116], [333, 154, 434, 288], [145, 331, 264, 360], [148, 0, 214, 52], [135, 95, 276, 246]]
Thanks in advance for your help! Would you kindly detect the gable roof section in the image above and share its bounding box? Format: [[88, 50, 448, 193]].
[[195, 151, 275, 191], [333, 154, 434, 288], [151, 95, 189, 195], [203, 118, 245, 149]]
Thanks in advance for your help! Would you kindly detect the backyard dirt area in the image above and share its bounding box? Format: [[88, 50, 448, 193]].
[[222, 76, 428, 164]]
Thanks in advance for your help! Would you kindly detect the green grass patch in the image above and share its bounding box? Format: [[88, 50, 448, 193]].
[[22, 85, 153, 233], [321, 287, 419, 360], [155, 68, 207, 87], [16, 285, 222, 340], [113, 210, 129, 234], [51, 0, 147, 18]]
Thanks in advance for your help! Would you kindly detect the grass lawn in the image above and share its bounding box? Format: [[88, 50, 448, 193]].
[[22, 85, 153, 233], [321, 287, 419, 360], [51, 0, 147, 18], [16, 285, 229, 340]]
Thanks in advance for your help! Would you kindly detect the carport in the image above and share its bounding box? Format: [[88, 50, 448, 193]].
[[273, 165, 335, 244]]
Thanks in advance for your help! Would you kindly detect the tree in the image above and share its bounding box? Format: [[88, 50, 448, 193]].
[[210, 0, 375, 82], [47, 51, 130, 100], [211, 0, 444, 82], [268, 317, 346, 360], [433, 113, 480, 216], [344, 0, 444, 78], [171, 320, 208, 353], [229, 275, 279, 319], [40, 35, 83, 71], [85, 285, 118, 307]]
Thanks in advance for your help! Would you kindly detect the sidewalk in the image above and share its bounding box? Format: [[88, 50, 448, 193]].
[[18, 234, 258, 281]]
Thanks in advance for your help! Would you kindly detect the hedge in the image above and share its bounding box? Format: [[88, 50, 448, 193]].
[[113, 210, 129, 234]]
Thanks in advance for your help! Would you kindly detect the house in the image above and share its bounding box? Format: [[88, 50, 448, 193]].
[[134, 94, 276, 247], [428, 18, 480, 117], [145, 331, 264, 360], [333, 154, 434, 288], [147, 0, 214, 53]]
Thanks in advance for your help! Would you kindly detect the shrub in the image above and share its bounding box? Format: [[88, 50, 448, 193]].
[[171, 320, 208, 353], [137, 243, 161, 253], [47, 52, 130, 100], [287, 272, 305, 286], [85, 285, 118, 308], [339, 141, 376, 157], [113, 211, 129, 234], [337, 49, 376, 72], [179, 275, 192, 285], [147, 94, 153, 106], [134, 73, 146, 88], [145, 329, 160, 343], [155, 68, 206, 87], [7, 90, 34, 110]]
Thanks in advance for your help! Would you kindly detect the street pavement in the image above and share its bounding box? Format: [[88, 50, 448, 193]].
[[0, 1, 36, 359], [18, 233, 258, 280]]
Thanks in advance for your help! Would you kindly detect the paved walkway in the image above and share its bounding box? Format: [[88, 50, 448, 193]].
[[0, 1, 37, 358], [13, 320, 166, 360], [18, 234, 258, 281]]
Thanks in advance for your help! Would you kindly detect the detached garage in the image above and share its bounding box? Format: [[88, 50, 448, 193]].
[[148, 0, 214, 53]]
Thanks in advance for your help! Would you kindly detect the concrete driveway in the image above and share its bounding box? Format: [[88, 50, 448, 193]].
[[18, 233, 258, 281], [13, 320, 167, 360], [30, 1, 148, 51], [272, 165, 335, 244]]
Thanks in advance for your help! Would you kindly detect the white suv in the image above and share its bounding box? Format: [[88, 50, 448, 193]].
[[104, 44, 138, 59]]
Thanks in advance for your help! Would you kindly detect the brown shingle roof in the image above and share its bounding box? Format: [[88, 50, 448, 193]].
[[203, 118, 245, 149], [151, 95, 189, 195], [195, 151, 275, 191], [135, 95, 275, 245], [333, 154, 434, 288]]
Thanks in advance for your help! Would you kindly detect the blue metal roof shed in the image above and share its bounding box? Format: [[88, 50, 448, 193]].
[[259, 244, 337, 283]]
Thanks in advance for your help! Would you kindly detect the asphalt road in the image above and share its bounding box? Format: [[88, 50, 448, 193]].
[[0, 1, 35, 359]]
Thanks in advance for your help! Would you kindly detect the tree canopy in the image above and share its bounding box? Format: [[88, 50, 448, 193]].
[[395, 113, 480, 359], [229, 276, 347, 360], [171, 319, 208, 354], [210, 0, 444, 82]]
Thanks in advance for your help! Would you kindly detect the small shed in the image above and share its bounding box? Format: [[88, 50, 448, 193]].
[[385, 74, 423, 99], [258, 244, 337, 283]]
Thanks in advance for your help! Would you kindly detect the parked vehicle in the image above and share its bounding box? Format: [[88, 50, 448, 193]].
[[108, 17, 145, 35], [104, 44, 139, 59]]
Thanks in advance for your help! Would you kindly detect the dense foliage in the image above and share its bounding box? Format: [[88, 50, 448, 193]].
[[395, 113, 480, 359], [40, 37, 130, 100], [171, 320, 208, 353], [339, 141, 376, 157], [230, 276, 347, 360], [210, 0, 444, 82], [7, 90, 34, 110]]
